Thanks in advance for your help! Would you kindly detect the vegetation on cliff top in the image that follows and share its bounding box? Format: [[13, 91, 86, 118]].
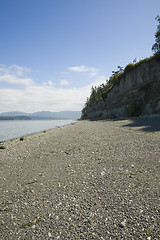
[[81, 16, 160, 119], [152, 15, 160, 54]]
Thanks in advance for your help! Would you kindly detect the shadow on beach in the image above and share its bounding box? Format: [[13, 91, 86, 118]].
[[114, 115, 160, 133]]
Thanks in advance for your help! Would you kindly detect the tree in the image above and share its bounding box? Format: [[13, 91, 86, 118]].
[[152, 15, 160, 54], [133, 58, 137, 64], [112, 66, 123, 75]]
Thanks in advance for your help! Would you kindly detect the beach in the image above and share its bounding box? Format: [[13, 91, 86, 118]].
[[0, 118, 160, 239]]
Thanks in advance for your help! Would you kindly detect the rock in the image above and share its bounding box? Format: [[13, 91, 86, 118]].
[[119, 219, 127, 228], [20, 136, 25, 141], [100, 171, 105, 176], [48, 232, 52, 238]]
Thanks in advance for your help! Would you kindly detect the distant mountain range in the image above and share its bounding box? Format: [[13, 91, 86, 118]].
[[0, 111, 81, 120]]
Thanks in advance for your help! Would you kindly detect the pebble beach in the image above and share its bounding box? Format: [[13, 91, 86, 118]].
[[0, 118, 160, 239]]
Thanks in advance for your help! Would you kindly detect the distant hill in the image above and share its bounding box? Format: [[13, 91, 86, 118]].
[[0, 111, 81, 120], [0, 111, 27, 117]]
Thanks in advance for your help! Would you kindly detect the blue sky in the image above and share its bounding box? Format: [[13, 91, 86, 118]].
[[0, 0, 159, 113]]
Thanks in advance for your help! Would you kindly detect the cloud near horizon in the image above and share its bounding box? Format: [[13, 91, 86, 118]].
[[0, 84, 91, 113], [0, 64, 106, 113]]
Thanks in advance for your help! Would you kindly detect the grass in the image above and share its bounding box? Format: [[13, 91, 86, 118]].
[[146, 228, 153, 237], [1, 201, 12, 205], [23, 188, 29, 193], [0, 144, 5, 149], [20, 219, 43, 229]]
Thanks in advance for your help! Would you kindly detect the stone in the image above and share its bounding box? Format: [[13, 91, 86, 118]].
[[119, 219, 126, 228]]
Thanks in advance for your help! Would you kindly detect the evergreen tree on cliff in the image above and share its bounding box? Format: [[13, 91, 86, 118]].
[[152, 15, 160, 54]]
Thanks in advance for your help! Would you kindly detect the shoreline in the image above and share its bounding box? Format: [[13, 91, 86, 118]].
[[0, 119, 77, 143], [1, 113, 160, 143], [0, 119, 160, 239]]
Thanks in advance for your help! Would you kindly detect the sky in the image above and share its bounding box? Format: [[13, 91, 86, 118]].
[[0, 0, 160, 113]]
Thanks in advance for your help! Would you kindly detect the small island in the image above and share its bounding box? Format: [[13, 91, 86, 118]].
[[0, 116, 31, 120]]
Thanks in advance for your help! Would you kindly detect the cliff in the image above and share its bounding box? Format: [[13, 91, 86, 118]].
[[83, 56, 160, 119]]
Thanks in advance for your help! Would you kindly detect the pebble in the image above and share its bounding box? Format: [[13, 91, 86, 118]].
[[119, 219, 127, 228], [48, 232, 52, 238], [100, 171, 105, 176]]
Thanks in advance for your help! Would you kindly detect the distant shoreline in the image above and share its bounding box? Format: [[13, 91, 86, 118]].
[[0, 117, 77, 121], [0, 116, 31, 121]]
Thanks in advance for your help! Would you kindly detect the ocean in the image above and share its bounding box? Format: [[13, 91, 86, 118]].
[[0, 119, 76, 142]]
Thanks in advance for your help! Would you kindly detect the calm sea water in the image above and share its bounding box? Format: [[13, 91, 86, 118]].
[[0, 119, 76, 142]]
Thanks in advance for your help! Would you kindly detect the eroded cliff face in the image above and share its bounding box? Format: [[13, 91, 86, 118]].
[[84, 57, 160, 119]]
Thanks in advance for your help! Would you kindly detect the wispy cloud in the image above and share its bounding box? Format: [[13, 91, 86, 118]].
[[60, 80, 69, 86], [60, 71, 69, 76], [0, 64, 30, 76], [0, 64, 34, 86], [68, 65, 99, 76], [43, 81, 54, 86]]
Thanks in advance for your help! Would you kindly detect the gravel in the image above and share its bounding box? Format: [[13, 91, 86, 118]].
[[0, 118, 160, 239]]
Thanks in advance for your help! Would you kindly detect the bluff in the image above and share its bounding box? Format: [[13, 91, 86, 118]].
[[82, 56, 160, 119]]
